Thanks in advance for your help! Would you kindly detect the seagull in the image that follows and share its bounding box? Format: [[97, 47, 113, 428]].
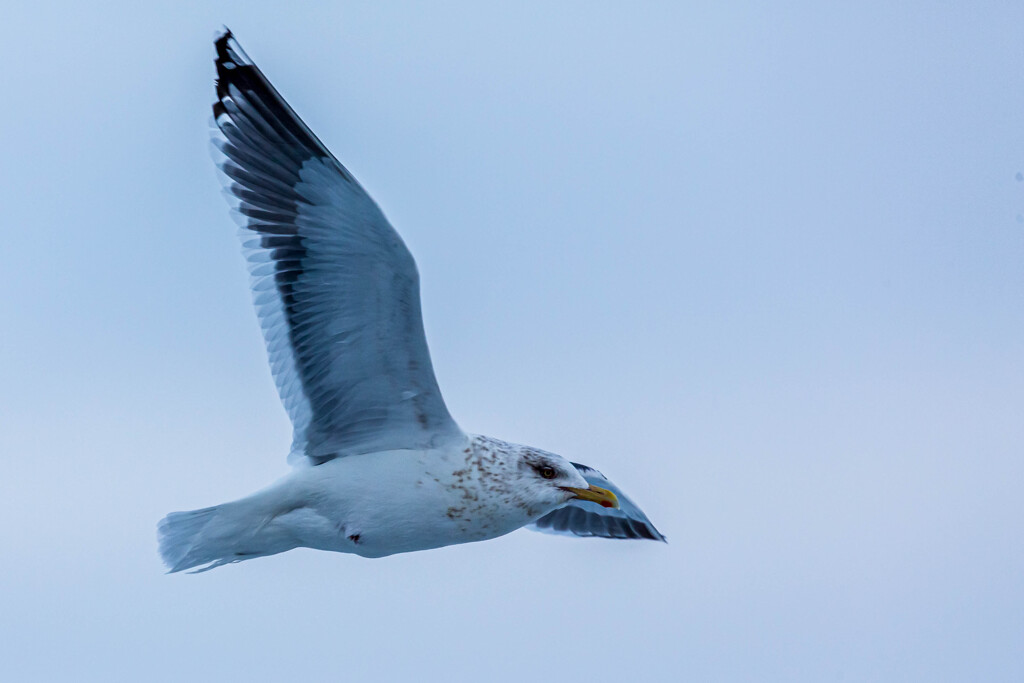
[[158, 30, 664, 573]]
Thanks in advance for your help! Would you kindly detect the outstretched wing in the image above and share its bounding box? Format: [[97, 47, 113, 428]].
[[211, 30, 461, 464], [530, 463, 666, 541]]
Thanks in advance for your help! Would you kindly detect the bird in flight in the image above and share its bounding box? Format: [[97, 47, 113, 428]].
[[158, 30, 664, 573]]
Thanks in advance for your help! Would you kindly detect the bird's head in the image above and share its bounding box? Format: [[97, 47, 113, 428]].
[[513, 448, 619, 516]]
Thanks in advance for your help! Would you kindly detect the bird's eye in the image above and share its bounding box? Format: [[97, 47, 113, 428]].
[[538, 466, 557, 479]]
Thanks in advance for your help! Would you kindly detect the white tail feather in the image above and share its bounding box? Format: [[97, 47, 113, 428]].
[[158, 505, 229, 572], [157, 495, 294, 573]]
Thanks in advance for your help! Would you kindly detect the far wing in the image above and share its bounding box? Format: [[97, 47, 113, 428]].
[[529, 463, 666, 541], [211, 31, 462, 463]]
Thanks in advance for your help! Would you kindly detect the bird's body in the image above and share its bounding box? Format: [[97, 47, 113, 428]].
[[158, 30, 663, 573], [162, 435, 604, 570]]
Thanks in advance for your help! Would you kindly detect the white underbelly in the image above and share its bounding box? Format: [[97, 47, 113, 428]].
[[278, 445, 532, 558]]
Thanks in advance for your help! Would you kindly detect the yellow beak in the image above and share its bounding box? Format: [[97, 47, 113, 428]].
[[560, 484, 620, 509]]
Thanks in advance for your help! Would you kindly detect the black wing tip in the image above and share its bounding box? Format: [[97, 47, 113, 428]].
[[212, 27, 256, 117], [535, 506, 668, 542], [616, 520, 668, 543], [587, 522, 667, 542], [622, 513, 667, 543], [215, 26, 232, 45], [214, 28, 233, 69], [641, 522, 669, 543], [214, 27, 242, 64], [213, 27, 255, 82]]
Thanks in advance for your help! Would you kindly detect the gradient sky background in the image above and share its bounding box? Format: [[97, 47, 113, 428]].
[[2, 2, 1023, 681]]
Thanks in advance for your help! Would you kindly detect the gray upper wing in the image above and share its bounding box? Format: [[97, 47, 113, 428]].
[[530, 463, 666, 541], [210, 31, 461, 464]]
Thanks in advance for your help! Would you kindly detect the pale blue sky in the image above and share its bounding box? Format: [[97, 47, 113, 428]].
[[2, 2, 1023, 681]]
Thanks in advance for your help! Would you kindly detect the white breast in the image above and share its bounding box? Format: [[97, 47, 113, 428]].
[[274, 436, 537, 558]]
